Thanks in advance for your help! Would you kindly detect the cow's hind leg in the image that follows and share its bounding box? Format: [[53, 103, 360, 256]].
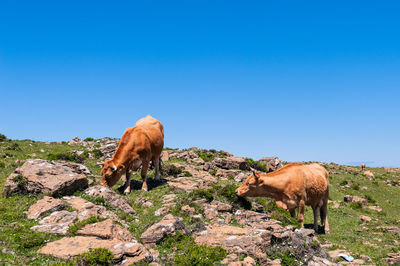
[[321, 196, 329, 233], [141, 160, 150, 191], [123, 170, 131, 195], [154, 157, 161, 181], [312, 205, 320, 233]]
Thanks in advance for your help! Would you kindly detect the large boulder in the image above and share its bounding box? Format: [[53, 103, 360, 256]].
[[38, 236, 149, 261], [84, 185, 136, 215], [99, 143, 118, 161], [140, 214, 189, 245], [259, 157, 283, 172], [213, 157, 250, 170], [3, 159, 89, 197]]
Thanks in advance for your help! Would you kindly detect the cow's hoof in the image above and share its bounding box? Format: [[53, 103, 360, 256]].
[[141, 186, 148, 191], [123, 188, 131, 195]]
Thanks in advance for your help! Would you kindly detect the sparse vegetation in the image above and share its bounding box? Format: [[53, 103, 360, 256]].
[[157, 232, 227, 265], [0, 141, 399, 265], [47, 152, 84, 163], [67, 216, 107, 236], [0, 134, 7, 142], [247, 158, 268, 172], [74, 248, 113, 266], [84, 137, 95, 142]]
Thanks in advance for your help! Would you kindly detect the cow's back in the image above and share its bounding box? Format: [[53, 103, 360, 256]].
[[134, 115, 164, 157]]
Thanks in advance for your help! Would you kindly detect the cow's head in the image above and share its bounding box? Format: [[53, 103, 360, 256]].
[[101, 160, 124, 187], [236, 170, 264, 197]]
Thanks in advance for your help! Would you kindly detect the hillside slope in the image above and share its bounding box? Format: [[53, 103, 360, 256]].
[[0, 136, 399, 265]]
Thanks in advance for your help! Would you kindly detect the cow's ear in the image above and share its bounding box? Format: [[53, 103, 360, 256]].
[[111, 163, 117, 171], [117, 165, 125, 171]]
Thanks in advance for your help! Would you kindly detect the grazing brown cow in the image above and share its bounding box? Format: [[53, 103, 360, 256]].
[[101, 115, 164, 193], [236, 163, 329, 233], [361, 163, 366, 170]]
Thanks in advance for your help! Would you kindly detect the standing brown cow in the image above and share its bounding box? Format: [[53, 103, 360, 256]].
[[236, 163, 329, 233], [101, 115, 164, 193]]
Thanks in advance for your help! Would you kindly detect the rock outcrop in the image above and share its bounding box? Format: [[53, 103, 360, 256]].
[[212, 157, 250, 170], [85, 185, 136, 215], [26, 196, 66, 219], [141, 214, 189, 245], [3, 159, 89, 196]]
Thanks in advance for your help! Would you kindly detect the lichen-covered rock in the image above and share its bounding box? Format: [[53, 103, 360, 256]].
[[38, 236, 149, 261], [62, 196, 120, 221], [165, 163, 217, 192], [194, 224, 269, 262], [141, 214, 189, 245], [77, 219, 134, 242], [344, 195, 368, 206], [31, 210, 78, 235], [3, 159, 89, 196], [85, 185, 136, 215], [27, 196, 66, 219], [213, 157, 250, 170]]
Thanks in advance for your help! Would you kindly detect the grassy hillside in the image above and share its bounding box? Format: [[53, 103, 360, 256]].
[[0, 136, 399, 265]]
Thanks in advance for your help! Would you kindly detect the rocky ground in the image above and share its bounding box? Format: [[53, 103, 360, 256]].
[[0, 135, 399, 265]]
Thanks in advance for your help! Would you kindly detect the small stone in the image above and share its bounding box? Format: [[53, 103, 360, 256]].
[[360, 215, 371, 222], [154, 207, 169, 217], [367, 205, 382, 212], [343, 195, 368, 206], [243, 256, 256, 266], [181, 205, 195, 215], [141, 214, 189, 245]]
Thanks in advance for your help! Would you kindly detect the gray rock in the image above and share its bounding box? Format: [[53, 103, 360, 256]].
[[3, 159, 89, 197], [85, 185, 136, 215]]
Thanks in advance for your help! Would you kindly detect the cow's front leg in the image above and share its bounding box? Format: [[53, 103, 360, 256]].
[[297, 200, 305, 228], [154, 157, 161, 181], [141, 160, 150, 191], [123, 170, 131, 195]]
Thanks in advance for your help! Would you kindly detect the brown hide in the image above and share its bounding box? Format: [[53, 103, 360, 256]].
[[236, 163, 329, 233], [101, 115, 164, 191]]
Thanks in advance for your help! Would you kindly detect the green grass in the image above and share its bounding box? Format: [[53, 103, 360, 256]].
[[73, 248, 114, 265], [304, 164, 400, 264], [1, 139, 399, 265], [67, 216, 107, 236], [156, 232, 227, 265]]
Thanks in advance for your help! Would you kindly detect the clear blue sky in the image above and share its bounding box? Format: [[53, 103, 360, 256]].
[[1, 1, 399, 167]]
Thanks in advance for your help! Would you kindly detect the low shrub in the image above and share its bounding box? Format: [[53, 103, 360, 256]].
[[0, 133, 7, 142], [247, 158, 268, 172], [6, 143, 21, 151], [162, 164, 182, 176], [157, 232, 227, 265], [350, 183, 360, 190], [47, 152, 84, 163], [364, 194, 376, 204], [349, 202, 363, 210], [67, 216, 106, 236], [84, 137, 95, 142], [74, 248, 113, 266]]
